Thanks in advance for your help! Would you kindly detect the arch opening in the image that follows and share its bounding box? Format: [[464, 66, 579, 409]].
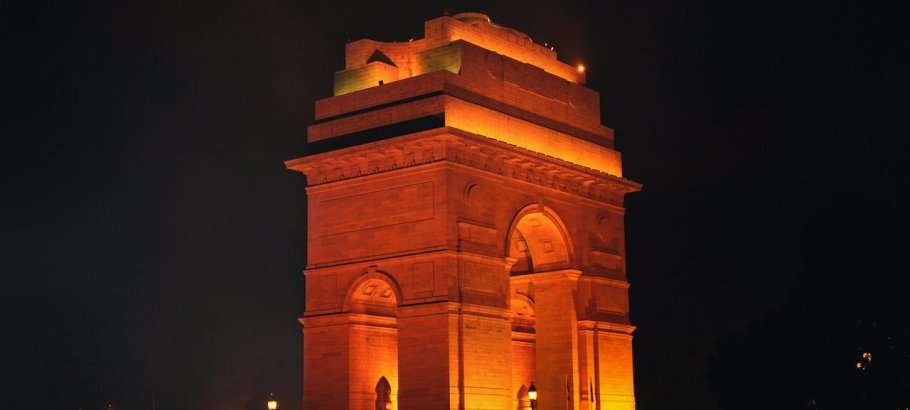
[[375, 377, 392, 410], [507, 206, 572, 274]]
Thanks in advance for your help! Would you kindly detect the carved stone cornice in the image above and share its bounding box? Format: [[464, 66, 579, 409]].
[[299, 312, 398, 329], [285, 126, 642, 204], [510, 269, 583, 285], [577, 320, 637, 335]]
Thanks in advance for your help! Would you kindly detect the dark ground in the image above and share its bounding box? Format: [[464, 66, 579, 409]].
[[2, 1, 907, 409]]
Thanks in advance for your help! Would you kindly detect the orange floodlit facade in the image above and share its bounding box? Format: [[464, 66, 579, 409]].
[[286, 13, 641, 410]]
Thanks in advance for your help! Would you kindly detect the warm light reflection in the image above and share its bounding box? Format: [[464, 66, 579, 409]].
[[300, 12, 637, 410], [445, 99, 623, 177], [336, 14, 584, 97], [444, 22, 582, 82]]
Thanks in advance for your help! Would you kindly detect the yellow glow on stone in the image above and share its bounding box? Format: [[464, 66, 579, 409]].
[[445, 98, 623, 177]]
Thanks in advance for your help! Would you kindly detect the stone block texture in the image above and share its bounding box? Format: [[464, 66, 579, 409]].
[[287, 12, 641, 410]]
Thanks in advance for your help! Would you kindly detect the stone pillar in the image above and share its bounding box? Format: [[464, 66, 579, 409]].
[[301, 315, 351, 410], [302, 314, 401, 410], [397, 303, 456, 410], [397, 301, 513, 410], [454, 255, 513, 410], [348, 316, 399, 410], [458, 304, 513, 409], [533, 270, 581, 410], [595, 323, 636, 410], [578, 327, 598, 410]]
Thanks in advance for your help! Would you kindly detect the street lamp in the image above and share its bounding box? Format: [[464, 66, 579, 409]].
[[267, 392, 278, 410], [528, 382, 538, 410]]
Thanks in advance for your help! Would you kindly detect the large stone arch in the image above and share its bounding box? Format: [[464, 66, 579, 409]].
[[505, 204, 574, 274]]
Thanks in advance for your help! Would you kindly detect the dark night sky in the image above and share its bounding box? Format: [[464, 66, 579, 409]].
[[3, 1, 906, 410]]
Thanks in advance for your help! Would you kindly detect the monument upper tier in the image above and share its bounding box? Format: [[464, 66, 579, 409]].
[[339, 12, 583, 92], [309, 13, 624, 177]]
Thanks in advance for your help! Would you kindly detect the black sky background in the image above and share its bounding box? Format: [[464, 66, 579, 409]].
[[2, 1, 906, 409]]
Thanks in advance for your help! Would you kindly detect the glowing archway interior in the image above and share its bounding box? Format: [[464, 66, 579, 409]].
[[508, 207, 572, 274]]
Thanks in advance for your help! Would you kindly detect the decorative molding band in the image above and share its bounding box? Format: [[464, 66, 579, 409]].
[[510, 269, 583, 285], [304, 248, 513, 274], [511, 331, 537, 344], [286, 127, 642, 205], [299, 312, 398, 329], [459, 303, 512, 320], [577, 320, 636, 335], [578, 275, 631, 289]]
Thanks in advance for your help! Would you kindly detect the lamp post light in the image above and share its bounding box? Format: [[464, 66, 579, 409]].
[[528, 382, 538, 410], [266, 392, 278, 410]]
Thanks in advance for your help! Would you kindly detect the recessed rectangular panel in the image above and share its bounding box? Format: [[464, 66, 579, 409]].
[[409, 262, 435, 297], [307, 274, 338, 309], [594, 283, 629, 314], [317, 182, 435, 237]]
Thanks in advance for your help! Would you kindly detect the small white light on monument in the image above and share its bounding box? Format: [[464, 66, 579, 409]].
[[266, 392, 278, 410], [577, 64, 586, 73]]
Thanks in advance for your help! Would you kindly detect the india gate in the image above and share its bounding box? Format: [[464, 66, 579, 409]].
[[285, 13, 641, 410]]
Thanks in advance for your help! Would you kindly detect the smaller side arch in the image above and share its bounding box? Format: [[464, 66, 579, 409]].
[[375, 376, 393, 410], [516, 384, 531, 410], [511, 293, 536, 333], [342, 268, 403, 316]]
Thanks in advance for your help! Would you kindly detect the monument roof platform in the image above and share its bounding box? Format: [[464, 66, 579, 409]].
[[301, 14, 626, 181], [342, 13, 584, 85]]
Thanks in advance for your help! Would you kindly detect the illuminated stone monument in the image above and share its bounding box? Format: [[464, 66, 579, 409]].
[[286, 13, 641, 410]]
